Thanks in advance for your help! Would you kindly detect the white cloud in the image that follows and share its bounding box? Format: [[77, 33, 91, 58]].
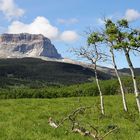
[[97, 18, 105, 25], [57, 18, 79, 24], [7, 16, 79, 42], [0, 0, 25, 20], [60, 31, 79, 42], [7, 17, 59, 39], [125, 9, 140, 22]]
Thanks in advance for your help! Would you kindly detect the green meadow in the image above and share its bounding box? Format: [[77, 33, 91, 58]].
[[0, 95, 140, 140]]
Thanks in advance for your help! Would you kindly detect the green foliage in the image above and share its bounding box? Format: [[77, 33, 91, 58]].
[[106, 24, 118, 35], [105, 19, 115, 28], [104, 18, 140, 50], [117, 19, 128, 28], [87, 32, 103, 45], [0, 77, 139, 99]]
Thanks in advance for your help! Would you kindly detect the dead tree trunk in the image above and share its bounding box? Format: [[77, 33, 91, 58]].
[[123, 48, 140, 113], [110, 47, 128, 112]]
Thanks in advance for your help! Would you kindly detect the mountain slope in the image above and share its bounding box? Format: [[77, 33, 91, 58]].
[[119, 68, 140, 76], [0, 58, 113, 85]]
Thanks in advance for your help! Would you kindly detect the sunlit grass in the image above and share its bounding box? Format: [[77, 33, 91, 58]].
[[0, 94, 140, 140]]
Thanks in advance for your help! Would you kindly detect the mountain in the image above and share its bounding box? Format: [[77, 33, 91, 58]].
[[119, 68, 140, 76], [0, 33, 139, 86], [0, 33, 61, 59]]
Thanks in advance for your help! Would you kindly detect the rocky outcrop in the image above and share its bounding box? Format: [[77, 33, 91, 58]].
[[0, 33, 62, 59]]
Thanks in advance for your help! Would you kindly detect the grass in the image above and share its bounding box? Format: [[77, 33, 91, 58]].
[[0, 95, 140, 140]]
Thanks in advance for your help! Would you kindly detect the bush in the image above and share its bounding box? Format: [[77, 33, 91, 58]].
[[0, 76, 139, 99]]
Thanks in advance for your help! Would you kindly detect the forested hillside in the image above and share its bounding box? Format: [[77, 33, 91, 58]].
[[0, 57, 112, 86]]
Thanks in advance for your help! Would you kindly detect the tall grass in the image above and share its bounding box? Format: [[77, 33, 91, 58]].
[[0, 95, 140, 140]]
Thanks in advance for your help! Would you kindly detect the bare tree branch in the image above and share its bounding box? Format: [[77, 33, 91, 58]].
[[48, 106, 118, 140]]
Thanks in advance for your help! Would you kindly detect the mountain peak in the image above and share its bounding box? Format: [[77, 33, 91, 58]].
[[0, 33, 62, 59]]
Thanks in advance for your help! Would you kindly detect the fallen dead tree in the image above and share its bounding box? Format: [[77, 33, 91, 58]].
[[48, 107, 118, 140]]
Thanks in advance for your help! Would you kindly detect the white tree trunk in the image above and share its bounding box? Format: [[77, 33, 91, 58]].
[[94, 63, 105, 115], [110, 48, 128, 112], [123, 48, 140, 113]]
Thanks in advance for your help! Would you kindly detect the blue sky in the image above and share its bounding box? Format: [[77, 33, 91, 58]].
[[0, 0, 140, 68]]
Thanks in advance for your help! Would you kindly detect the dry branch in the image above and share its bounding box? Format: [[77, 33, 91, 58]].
[[48, 106, 118, 140]]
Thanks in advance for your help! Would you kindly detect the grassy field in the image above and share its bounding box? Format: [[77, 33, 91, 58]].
[[0, 95, 140, 140]]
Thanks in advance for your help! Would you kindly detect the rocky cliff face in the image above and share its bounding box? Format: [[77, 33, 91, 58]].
[[0, 33, 62, 59]]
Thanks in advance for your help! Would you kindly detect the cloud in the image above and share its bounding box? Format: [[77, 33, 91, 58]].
[[7, 16, 79, 42], [60, 31, 79, 42], [57, 18, 79, 24], [7, 17, 59, 39], [97, 18, 105, 25], [0, 0, 25, 20], [96, 9, 140, 26], [125, 9, 140, 22]]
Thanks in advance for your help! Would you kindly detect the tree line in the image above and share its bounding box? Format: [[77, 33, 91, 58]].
[[0, 77, 139, 99]]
